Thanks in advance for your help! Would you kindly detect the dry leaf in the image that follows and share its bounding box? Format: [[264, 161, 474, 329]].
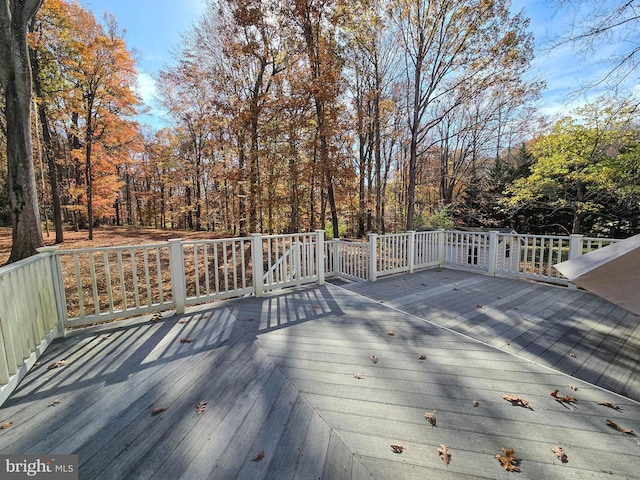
[[502, 394, 530, 408], [151, 314, 161, 323], [178, 318, 190, 324], [252, 450, 265, 462], [551, 446, 568, 463], [371, 355, 378, 364], [476, 304, 483, 308], [472, 400, 479, 407], [180, 338, 193, 343], [47, 399, 61, 407], [495, 448, 520, 472], [551, 389, 577, 404], [151, 407, 168, 415], [354, 373, 365, 379], [387, 331, 395, 336], [196, 401, 207, 415], [606, 419, 635, 435], [437, 444, 451, 464], [569, 351, 576, 358], [390, 444, 404, 454], [568, 384, 578, 391], [47, 360, 68, 370], [100, 336, 109, 342], [1, 421, 12, 429], [424, 412, 437, 427], [418, 353, 427, 360], [598, 401, 623, 411]]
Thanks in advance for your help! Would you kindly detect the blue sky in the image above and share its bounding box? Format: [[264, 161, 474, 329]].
[[82, 0, 637, 130]]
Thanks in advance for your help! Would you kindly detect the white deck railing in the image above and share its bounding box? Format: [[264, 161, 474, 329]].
[[0, 229, 621, 405], [0, 250, 64, 406]]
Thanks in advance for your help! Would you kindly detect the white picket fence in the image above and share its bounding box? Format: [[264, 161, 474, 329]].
[[0, 229, 620, 405]]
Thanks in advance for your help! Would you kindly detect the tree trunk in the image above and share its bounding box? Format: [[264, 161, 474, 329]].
[[0, 0, 44, 263], [30, 43, 63, 243]]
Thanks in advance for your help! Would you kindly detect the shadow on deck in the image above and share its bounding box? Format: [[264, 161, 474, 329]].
[[0, 270, 639, 479]]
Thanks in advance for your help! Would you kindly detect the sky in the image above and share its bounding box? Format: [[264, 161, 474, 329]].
[[82, 0, 638, 130]]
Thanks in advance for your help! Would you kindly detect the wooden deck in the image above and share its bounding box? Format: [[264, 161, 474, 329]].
[[1, 269, 639, 479]]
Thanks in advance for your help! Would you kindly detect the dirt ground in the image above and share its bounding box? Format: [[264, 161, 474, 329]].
[[0, 225, 231, 265]]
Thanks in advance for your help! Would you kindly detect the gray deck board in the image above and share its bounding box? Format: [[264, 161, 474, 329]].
[[1, 268, 639, 479]]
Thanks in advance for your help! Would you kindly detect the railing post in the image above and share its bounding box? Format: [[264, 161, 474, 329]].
[[568, 234, 584, 260], [437, 229, 445, 267], [168, 239, 186, 314], [37, 246, 67, 337], [567, 234, 584, 291], [408, 230, 416, 273], [251, 233, 264, 297], [315, 230, 325, 285], [369, 233, 378, 282], [292, 242, 302, 286], [487, 231, 498, 276], [333, 238, 340, 279]]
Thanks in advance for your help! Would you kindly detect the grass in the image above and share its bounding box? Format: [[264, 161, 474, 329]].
[[0, 225, 233, 266]]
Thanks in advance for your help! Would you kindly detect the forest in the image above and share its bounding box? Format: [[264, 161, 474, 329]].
[[1, 0, 640, 252]]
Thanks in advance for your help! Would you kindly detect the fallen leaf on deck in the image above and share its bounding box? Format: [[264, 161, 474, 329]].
[[424, 412, 437, 427], [453, 288, 459, 291], [354, 373, 365, 379], [1, 422, 12, 429], [47, 360, 68, 369], [151, 314, 161, 323], [476, 304, 483, 308], [472, 400, 479, 407], [180, 338, 193, 343], [151, 407, 167, 415], [100, 336, 109, 342], [390, 444, 404, 454], [178, 318, 190, 324], [598, 401, 623, 411], [552, 446, 568, 463], [47, 399, 61, 407], [371, 355, 378, 364], [502, 394, 530, 408], [495, 447, 520, 472], [196, 401, 207, 415], [252, 450, 265, 462], [606, 419, 635, 435], [387, 331, 395, 336], [569, 351, 576, 358], [418, 353, 427, 360], [569, 384, 578, 391], [551, 389, 577, 404], [437, 444, 451, 464]]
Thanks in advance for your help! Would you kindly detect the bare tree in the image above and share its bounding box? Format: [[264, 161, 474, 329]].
[[552, 0, 640, 90]]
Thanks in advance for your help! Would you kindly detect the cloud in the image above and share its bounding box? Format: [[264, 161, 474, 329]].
[[135, 70, 170, 130], [136, 71, 158, 105]]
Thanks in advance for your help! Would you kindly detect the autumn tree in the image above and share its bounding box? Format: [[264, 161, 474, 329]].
[[389, 0, 535, 230], [287, 0, 345, 236], [342, 0, 400, 235], [504, 97, 640, 235], [66, 13, 139, 239], [0, 0, 44, 262]]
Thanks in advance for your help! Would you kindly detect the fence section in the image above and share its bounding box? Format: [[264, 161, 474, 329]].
[[0, 251, 62, 406], [331, 240, 370, 281], [57, 243, 175, 328], [260, 232, 323, 292], [182, 237, 254, 306]]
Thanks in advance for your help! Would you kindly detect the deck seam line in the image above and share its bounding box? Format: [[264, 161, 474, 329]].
[[327, 282, 640, 405]]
